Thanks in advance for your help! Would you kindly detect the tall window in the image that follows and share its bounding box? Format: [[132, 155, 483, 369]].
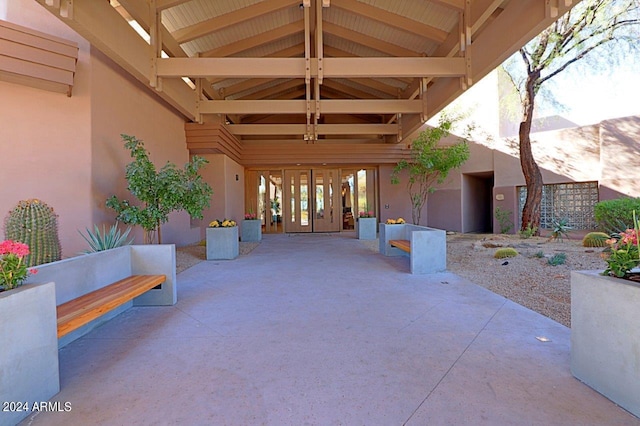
[[518, 181, 598, 230]]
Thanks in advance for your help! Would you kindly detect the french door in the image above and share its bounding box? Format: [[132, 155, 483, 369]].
[[284, 169, 340, 233]]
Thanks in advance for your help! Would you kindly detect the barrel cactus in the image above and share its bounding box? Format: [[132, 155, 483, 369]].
[[582, 232, 610, 248], [4, 199, 61, 266], [494, 247, 518, 259]]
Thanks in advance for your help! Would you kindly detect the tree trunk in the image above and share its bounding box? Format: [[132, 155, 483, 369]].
[[519, 73, 543, 234]]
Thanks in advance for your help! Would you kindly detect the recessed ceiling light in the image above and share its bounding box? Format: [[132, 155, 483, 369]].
[[536, 336, 551, 342]]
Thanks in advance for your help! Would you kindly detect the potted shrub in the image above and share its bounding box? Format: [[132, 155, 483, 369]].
[[571, 212, 640, 417], [206, 219, 239, 260], [0, 240, 59, 426]]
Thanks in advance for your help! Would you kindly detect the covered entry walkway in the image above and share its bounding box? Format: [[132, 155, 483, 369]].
[[23, 234, 638, 425]]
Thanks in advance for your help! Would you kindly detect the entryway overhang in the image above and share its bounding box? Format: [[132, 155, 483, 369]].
[[36, 0, 580, 147]]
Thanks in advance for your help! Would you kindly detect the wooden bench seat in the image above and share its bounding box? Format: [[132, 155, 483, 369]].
[[389, 239, 411, 253], [56, 274, 166, 338]]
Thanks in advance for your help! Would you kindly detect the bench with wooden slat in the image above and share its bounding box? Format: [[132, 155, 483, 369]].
[[389, 239, 411, 253], [56, 274, 166, 338]]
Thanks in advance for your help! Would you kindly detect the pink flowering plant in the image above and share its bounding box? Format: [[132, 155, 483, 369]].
[[244, 212, 258, 220], [359, 211, 375, 218], [603, 211, 640, 278], [0, 240, 38, 291]]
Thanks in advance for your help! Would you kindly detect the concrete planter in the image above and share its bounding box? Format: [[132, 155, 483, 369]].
[[0, 282, 60, 426], [241, 219, 262, 242], [357, 217, 377, 240], [571, 270, 640, 418], [206, 227, 239, 260]]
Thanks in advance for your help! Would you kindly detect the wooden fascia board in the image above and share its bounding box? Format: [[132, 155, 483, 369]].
[[36, 0, 196, 119], [200, 99, 423, 115], [158, 57, 465, 79], [331, 0, 448, 43], [172, 0, 300, 44]]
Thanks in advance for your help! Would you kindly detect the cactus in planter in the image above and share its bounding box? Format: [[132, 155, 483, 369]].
[[4, 199, 61, 267]]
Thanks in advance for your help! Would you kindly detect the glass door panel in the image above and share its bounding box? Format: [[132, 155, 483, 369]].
[[314, 169, 340, 232], [284, 170, 311, 233]]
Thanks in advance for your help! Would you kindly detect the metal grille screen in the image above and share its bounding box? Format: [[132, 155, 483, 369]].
[[518, 182, 598, 230]]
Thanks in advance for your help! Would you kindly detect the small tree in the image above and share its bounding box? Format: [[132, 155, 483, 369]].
[[107, 134, 213, 244], [391, 117, 470, 225]]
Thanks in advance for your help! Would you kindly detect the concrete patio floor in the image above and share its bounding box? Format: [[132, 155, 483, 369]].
[[22, 233, 639, 425]]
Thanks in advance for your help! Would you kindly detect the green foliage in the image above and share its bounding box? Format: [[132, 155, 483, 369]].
[[494, 206, 514, 234], [595, 197, 640, 234], [547, 252, 567, 266], [391, 116, 470, 225], [534, 250, 545, 258], [4, 199, 61, 267], [582, 232, 610, 247], [78, 224, 133, 253], [549, 217, 571, 242], [107, 134, 213, 244], [518, 224, 537, 239], [603, 210, 640, 277], [494, 247, 518, 259]]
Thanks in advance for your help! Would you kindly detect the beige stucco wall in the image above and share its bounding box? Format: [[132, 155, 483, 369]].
[[0, 2, 92, 255], [599, 116, 640, 198], [200, 154, 244, 236], [1, 2, 202, 255]]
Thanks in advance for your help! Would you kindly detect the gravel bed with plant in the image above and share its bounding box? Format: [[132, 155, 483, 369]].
[[446, 233, 607, 328]]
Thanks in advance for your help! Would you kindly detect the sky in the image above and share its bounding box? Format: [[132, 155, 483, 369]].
[[541, 56, 640, 126]]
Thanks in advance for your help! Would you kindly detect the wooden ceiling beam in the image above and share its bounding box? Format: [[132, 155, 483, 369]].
[[157, 57, 465, 79], [36, 0, 195, 119], [200, 99, 423, 115], [115, 0, 220, 100], [323, 45, 412, 85], [227, 123, 398, 135], [238, 80, 304, 100], [429, 0, 464, 10], [202, 21, 304, 58], [322, 22, 421, 57], [331, 0, 448, 43], [172, 0, 300, 44], [156, 0, 191, 11]]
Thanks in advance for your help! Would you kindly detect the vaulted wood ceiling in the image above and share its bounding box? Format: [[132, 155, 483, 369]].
[[37, 0, 578, 144]]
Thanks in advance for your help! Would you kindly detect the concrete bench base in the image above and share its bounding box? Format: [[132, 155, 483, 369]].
[[379, 223, 446, 274]]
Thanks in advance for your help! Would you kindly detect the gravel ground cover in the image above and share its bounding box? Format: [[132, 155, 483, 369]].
[[446, 233, 607, 328]]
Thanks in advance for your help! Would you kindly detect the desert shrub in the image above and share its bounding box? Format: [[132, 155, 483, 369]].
[[594, 197, 640, 234], [518, 224, 537, 239], [494, 206, 514, 234], [494, 247, 518, 259], [547, 252, 567, 266], [549, 218, 571, 242], [534, 250, 545, 258], [581, 232, 610, 247]]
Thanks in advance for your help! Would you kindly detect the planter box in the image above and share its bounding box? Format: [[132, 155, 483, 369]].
[[571, 270, 640, 418], [241, 219, 262, 242], [0, 282, 59, 426], [206, 227, 239, 260], [357, 217, 377, 240]]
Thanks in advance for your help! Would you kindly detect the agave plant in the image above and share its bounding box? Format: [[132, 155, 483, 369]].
[[79, 224, 134, 253]]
